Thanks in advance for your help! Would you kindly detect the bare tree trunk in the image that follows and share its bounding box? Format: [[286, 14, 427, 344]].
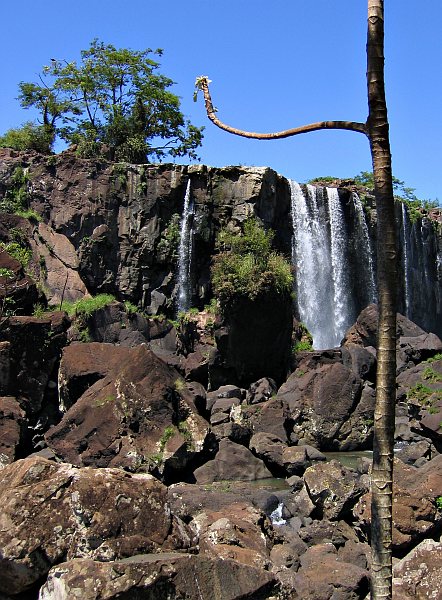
[[366, 2, 397, 598], [197, 1, 397, 596]]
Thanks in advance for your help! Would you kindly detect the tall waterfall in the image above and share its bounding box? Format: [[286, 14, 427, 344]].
[[401, 203, 411, 317], [326, 187, 353, 346], [291, 182, 355, 349], [352, 192, 376, 303], [177, 179, 194, 313]]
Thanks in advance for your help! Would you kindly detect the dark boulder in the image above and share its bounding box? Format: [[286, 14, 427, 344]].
[[193, 438, 272, 483], [47, 345, 210, 480]]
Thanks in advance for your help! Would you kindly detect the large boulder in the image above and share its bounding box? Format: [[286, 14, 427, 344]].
[[392, 539, 442, 599], [196, 501, 273, 570], [46, 345, 210, 479], [0, 456, 193, 595], [303, 460, 365, 520], [276, 361, 366, 450], [39, 554, 278, 600], [292, 543, 369, 600], [342, 304, 427, 347], [193, 438, 272, 483], [353, 456, 442, 552]]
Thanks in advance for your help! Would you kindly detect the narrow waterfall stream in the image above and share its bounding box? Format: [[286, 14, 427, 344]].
[[326, 187, 353, 346], [291, 182, 356, 349], [401, 203, 411, 317], [176, 179, 194, 313], [352, 192, 377, 303]]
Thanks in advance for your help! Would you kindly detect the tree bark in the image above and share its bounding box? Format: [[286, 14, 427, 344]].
[[366, 2, 397, 598]]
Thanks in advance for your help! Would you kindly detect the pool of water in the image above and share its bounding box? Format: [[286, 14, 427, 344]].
[[323, 450, 373, 470]]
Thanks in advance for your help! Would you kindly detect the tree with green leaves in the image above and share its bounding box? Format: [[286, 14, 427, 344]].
[[15, 39, 203, 162], [196, 1, 397, 597]]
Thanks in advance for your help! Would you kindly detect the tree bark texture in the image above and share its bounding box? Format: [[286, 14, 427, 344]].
[[367, 2, 397, 598]]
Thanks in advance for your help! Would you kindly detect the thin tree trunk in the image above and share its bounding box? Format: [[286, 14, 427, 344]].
[[366, 2, 397, 597]]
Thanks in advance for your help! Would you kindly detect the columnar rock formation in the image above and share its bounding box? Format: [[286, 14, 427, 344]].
[[1, 148, 440, 339]]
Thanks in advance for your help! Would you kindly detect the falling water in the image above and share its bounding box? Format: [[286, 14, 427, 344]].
[[176, 179, 194, 313], [327, 187, 353, 346], [401, 203, 411, 317], [291, 182, 354, 349], [291, 182, 333, 349], [352, 192, 376, 303], [270, 502, 286, 526]]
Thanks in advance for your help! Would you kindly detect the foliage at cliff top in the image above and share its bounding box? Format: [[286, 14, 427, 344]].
[[308, 171, 440, 209], [211, 218, 293, 310], [0, 39, 204, 163]]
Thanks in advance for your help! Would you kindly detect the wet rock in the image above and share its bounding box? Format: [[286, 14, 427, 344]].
[[0, 456, 191, 595]]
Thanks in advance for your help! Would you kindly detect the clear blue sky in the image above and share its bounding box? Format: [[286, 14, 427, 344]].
[[1, 1, 440, 201]]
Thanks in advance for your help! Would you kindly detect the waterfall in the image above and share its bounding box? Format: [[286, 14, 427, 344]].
[[401, 203, 411, 317], [176, 179, 194, 313], [270, 502, 286, 526], [291, 182, 332, 349], [327, 187, 353, 346], [352, 192, 376, 303], [290, 182, 354, 349]]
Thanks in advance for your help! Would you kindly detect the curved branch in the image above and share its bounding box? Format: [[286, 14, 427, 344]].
[[196, 76, 367, 138]]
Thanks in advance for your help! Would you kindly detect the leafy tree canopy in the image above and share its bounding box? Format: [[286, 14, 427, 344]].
[[14, 39, 204, 162]]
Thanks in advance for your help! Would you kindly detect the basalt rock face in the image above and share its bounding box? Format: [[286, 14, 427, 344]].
[[1, 149, 441, 337], [0, 150, 292, 314]]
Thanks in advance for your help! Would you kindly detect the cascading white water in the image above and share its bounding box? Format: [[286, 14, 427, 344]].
[[352, 192, 376, 303], [176, 179, 194, 313], [291, 182, 333, 349], [326, 187, 353, 347], [270, 502, 286, 526], [401, 203, 411, 317], [291, 182, 354, 349]]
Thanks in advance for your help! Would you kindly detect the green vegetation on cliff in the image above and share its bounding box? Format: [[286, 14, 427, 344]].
[[211, 218, 293, 310]]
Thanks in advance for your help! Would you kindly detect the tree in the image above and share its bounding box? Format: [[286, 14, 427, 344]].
[[196, 1, 397, 598], [17, 39, 204, 162], [0, 122, 54, 154]]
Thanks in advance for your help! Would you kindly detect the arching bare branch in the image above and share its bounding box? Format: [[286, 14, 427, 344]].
[[195, 76, 367, 138]]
